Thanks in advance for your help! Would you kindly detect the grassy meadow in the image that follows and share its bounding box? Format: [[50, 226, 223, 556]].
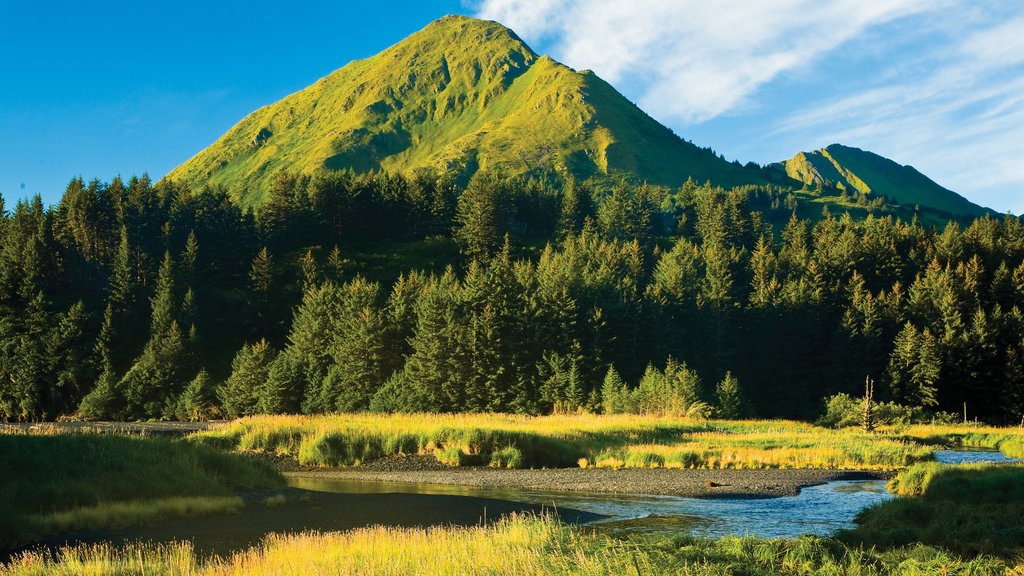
[[191, 413, 1024, 471], [5, 513, 1021, 576], [0, 428, 283, 549]]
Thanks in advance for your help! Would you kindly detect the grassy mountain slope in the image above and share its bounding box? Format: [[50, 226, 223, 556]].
[[780, 144, 988, 217], [166, 15, 761, 206]]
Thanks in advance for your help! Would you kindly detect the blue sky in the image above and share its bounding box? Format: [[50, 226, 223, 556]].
[[2, 1, 1021, 213]]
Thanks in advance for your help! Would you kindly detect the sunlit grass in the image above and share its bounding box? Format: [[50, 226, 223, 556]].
[[4, 515, 1019, 575], [900, 424, 1024, 458], [194, 414, 965, 471]]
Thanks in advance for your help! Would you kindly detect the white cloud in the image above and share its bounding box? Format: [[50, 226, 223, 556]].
[[471, 1, 1024, 213], [473, 0, 942, 123], [773, 11, 1024, 213]]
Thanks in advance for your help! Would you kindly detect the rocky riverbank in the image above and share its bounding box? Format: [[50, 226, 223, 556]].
[[287, 456, 891, 498]]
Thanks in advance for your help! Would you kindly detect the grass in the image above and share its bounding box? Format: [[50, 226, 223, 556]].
[[844, 462, 1024, 557], [899, 424, 1024, 458], [0, 429, 283, 549], [195, 413, 943, 471], [4, 514, 1020, 575]]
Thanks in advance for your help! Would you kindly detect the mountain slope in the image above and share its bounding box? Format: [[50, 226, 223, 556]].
[[779, 144, 988, 216], [166, 15, 761, 206]]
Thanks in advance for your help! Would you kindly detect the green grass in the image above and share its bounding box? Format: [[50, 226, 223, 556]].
[[0, 431, 283, 548], [194, 414, 939, 471], [4, 515, 1019, 575], [900, 424, 1024, 458], [844, 462, 1024, 557], [166, 15, 764, 206]]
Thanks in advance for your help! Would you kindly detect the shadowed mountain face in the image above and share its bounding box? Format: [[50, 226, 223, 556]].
[[166, 15, 763, 206], [779, 144, 989, 217]]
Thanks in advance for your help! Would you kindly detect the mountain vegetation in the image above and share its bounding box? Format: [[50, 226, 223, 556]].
[[166, 15, 774, 207]]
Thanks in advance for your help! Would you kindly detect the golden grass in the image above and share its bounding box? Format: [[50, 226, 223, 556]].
[[900, 424, 1024, 457], [188, 414, 1017, 471], [5, 515, 1020, 575]]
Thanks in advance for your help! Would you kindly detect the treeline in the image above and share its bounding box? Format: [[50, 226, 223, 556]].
[[0, 169, 1022, 422]]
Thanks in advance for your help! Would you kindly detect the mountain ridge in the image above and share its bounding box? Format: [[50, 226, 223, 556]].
[[166, 15, 765, 206], [167, 15, 989, 219]]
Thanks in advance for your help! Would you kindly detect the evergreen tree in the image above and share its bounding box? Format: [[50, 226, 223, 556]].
[[715, 371, 744, 419], [317, 278, 385, 412], [45, 301, 93, 417], [119, 253, 192, 418], [453, 173, 507, 262], [220, 340, 277, 418], [557, 180, 594, 240], [600, 365, 628, 414], [299, 249, 320, 293], [176, 369, 218, 421], [260, 352, 305, 414]]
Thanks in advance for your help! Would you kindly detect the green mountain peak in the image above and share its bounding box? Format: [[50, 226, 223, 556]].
[[780, 143, 988, 217], [166, 15, 759, 206]]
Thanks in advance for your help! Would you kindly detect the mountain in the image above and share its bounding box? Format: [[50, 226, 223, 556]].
[[166, 15, 763, 206], [778, 144, 989, 217]]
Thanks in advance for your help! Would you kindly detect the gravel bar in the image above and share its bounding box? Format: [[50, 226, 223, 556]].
[[288, 457, 891, 499]]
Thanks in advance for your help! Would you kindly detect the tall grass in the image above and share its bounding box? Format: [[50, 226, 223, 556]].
[[901, 424, 1024, 457], [195, 414, 939, 471], [4, 515, 1019, 575], [845, 462, 1024, 556], [0, 431, 282, 548]]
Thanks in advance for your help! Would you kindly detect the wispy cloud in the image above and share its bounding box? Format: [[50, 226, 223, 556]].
[[473, 0, 943, 123], [470, 1, 1024, 214], [774, 10, 1024, 213]]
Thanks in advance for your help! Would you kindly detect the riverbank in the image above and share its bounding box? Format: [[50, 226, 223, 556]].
[[287, 455, 890, 498]]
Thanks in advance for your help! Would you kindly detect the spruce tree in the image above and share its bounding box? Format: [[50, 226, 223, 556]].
[[260, 352, 305, 414], [318, 278, 385, 412], [715, 371, 744, 419], [176, 369, 218, 421], [220, 340, 278, 418], [453, 173, 506, 262], [600, 365, 627, 414]]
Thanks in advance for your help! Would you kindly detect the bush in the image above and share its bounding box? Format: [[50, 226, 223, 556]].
[[489, 446, 524, 469], [817, 393, 957, 428]]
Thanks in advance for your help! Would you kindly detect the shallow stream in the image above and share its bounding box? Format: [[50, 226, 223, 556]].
[[12, 449, 1019, 561]]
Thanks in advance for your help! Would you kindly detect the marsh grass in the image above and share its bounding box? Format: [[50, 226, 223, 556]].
[[0, 431, 282, 548], [4, 515, 1019, 575], [196, 414, 942, 471], [845, 462, 1024, 556], [900, 424, 1024, 458]]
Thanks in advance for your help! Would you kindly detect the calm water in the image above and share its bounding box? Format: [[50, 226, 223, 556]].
[[290, 475, 892, 539], [291, 449, 1019, 539], [934, 448, 1022, 465]]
